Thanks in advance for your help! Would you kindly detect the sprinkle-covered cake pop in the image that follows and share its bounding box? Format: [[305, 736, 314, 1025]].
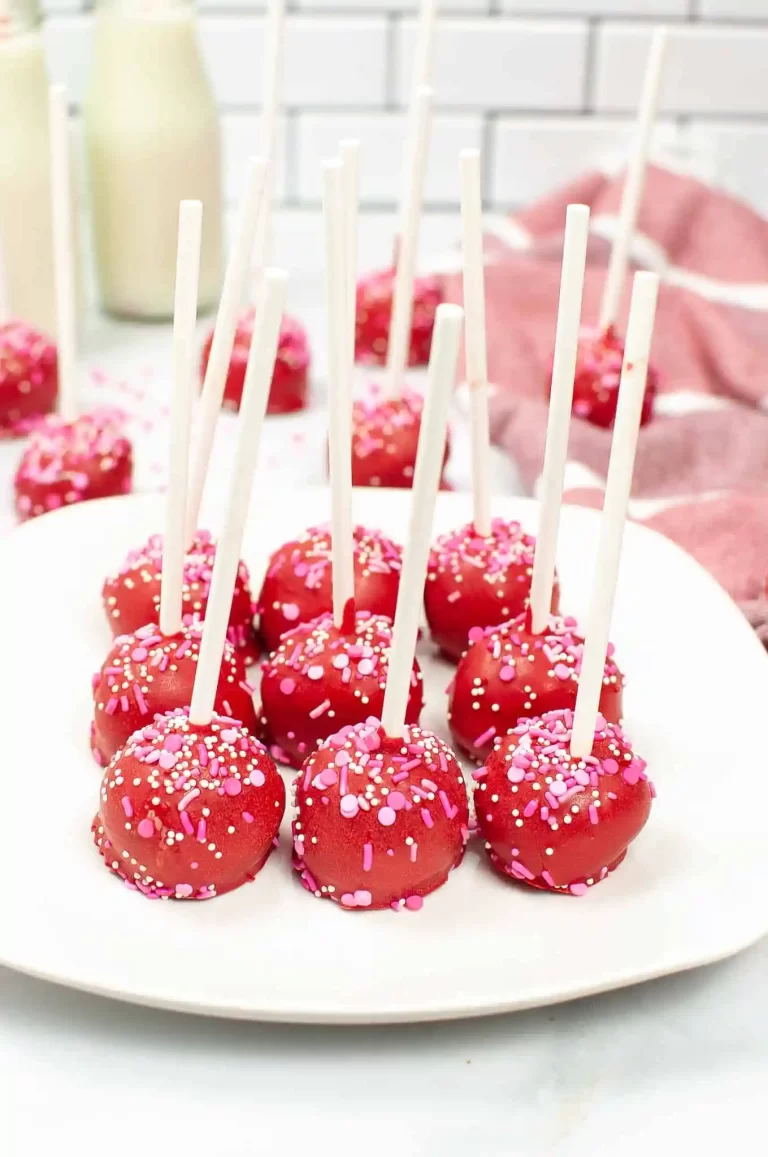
[[0, 320, 58, 438], [293, 718, 469, 911], [102, 529, 260, 664], [260, 604, 423, 768], [201, 309, 310, 416], [14, 407, 132, 521], [91, 617, 258, 767], [355, 268, 443, 368], [448, 612, 623, 764], [258, 524, 402, 654], [350, 389, 450, 490], [425, 518, 558, 661], [564, 327, 658, 430], [92, 709, 285, 900], [473, 708, 653, 895]]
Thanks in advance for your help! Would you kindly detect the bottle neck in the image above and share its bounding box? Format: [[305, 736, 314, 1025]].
[[0, 0, 42, 37]]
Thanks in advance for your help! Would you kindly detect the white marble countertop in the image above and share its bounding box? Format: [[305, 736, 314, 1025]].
[[2, 211, 766, 1153]]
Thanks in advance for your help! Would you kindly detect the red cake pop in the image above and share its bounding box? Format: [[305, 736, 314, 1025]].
[[563, 327, 658, 430], [293, 719, 468, 911], [425, 518, 558, 661], [14, 407, 133, 521], [260, 605, 423, 768], [473, 708, 653, 895], [102, 529, 260, 664], [91, 617, 258, 767], [0, 320, 58, 438], [351, 389, 450, 489], [448, 612, 623, 764], [201, 309, 310, 416], [355, 268, 443, 367], [258, 523, 402, 654], [92, 709, 285, 900]]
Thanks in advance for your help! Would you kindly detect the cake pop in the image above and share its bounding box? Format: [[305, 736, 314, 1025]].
[[567, 326, 658, 429], [350, 388, 450, 489], [448, 612, 623, 764], [259, 524, 402, 654], [293, 719, 468, 910], [102, 530, 259, 663], [261, 605, 423, 768], [355, 268, 442, 367], [14, 86, 134, 521], [424, 518, 557, 661], [0, 320, 58, 437], [91, 618, 258, 767], [200, 309, 310, 415], [92, 708, 285, 900], [473, 709, 653, 894]]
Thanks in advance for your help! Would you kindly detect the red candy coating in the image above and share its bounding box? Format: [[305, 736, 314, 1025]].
[[14, 407, 133, 521], [93, 709, 285, 900], [355, 267, 443, 367], [102, 529, 260, 664], [0, 320, 57, 438], [258, 523, 402, 654], [425, 519, 558, 661], [91, 618, 258, 767], [260, 605, 424, 769], [351, 389, 450, 490], [293, 719, 469, 911], [565, 326, 658, 430], [201, 310, 310, 415], [449, 612, 623, 764], [474, 708, 653, 895]]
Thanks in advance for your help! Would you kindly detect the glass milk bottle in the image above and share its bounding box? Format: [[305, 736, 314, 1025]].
[[0, 0, 57, 334], [84, 0, 223, 318]]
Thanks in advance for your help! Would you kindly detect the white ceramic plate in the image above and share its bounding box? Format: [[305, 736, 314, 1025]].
[[1, 487, 767, 1024]]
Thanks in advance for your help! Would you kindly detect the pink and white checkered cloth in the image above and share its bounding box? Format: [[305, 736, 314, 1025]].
[[444, 163, 768, 640]]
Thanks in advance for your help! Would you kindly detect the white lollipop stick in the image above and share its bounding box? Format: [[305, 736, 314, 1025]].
[[252, 0, 286, 288], [160, 201, 203, 638], [49, 84, 78, 422], [324, 160, 354, 626], [339, 139, 360, 394], [185, 158, 268, 542], [529, 203, 591, 635], [385, 85, 433, 399], [570, 271, 659, 758], [460, 148, 491, 538], [411, 0, 438, 96], [381, 303, 464, 737], [598, 27, 667, 333], [189, 269, 287, 727]]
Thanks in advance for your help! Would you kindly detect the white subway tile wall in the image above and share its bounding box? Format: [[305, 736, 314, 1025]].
[[41, 1, 768, 216]]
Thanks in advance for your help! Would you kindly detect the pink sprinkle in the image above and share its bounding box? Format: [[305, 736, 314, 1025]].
[[164, 734, 183, 752], [137, 818, 154, 839], [133, 684, 148, 714], [105, 697, 118, 716], [589, 804, 599, 825], [553, 663, 571, 681], [282, 602, 300, 621], [405, 895, 423, 911], [175, 884, 194, 898], [317, 768, 338, 788], [473, 726, 496, 748], [175, 639, 191, 659], [307, 665, 324, 681], [224, 777, 242, 797], [507, 767, 525, 784], [363, 842, 373, 870], [178, 788, 200, 811], [131, 647, 148, 662], [309, 698, 331, 719], [438, 790, 458, 819], [242, 811, 254, 823], [120, 797, 133, 818], [341, 794, 359, 818], [511, 859, 534, 881], [569, 882, 588, 896], [354, 890, 372, 907], [387, 791, 407, 811], [420, 808, 434, 829], [180, 811, 195, 835], [357, 658, 374, 676], [523, 799, 538, 818], [196, 819, 207, 842], [249, 769, 265, 786], [332, 654, 349, 670], [220, 728, 238, 743], [279, 678, 296, 695], [391, 770, 409, 783], [120, 695, 130, 712], [542, 870, 555, 887], [197, 743, 209, 766], [602, 758, 619, 774], [499, 665, 516, 683], [468, 626, 484, 644], [378, 806, 396, 827], [549, 780, 567, 798]]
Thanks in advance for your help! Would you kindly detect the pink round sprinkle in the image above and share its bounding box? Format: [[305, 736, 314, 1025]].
[[282, 603, 300, 621], [387, 791, 407, 811], [340, 893, 357, 907], [131, 647, 148, 662], [318, 768, 338, 788], [158, 750, 177, 770], [569, 882, 588, 896], [220, 728, 239, 743], [573, 769, 590, 786], [137, 818, 154, 839], [223, 777, 242, 796], [354, 890, 372, 907], [549, 779, 567, 798], [340, 794, 359, 818], [175, 884, 194, 898], [468, 626, 484, 644], [307, 665, 324, 681], [507, 767, 525, 783], [499, 665, 515, 682], [332, 654, 349, 669], [602, 758, 619, 774], [249, 769, 265, 787], [405, 895, 423, 911], [378, 806, 396, 827], [357, 658, 374, 676], [163, 734, 183, 752], [553, 663, 571, 681], [280, 678, 296, 695]]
